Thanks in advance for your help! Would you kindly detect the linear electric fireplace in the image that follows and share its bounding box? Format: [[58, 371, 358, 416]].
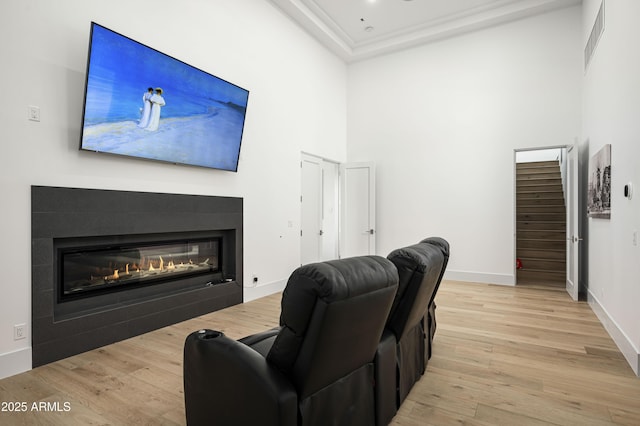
[[59, 236, 222, 301], [32, 186, 243, 367]]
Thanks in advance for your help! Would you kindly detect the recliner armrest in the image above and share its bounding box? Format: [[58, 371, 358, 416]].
[[184, 329, 297, 426], [239, 326, 282, 357]]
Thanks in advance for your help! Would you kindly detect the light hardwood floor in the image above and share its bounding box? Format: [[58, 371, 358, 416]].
[[1, 280, 639, 425]]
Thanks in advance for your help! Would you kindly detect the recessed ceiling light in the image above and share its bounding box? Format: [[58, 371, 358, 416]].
[[365, 26, 374, 32]]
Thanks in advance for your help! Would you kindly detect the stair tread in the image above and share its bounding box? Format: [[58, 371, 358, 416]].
[[517, 166, 560, 170], [517, 254, 566, 258], [516, 174, 562, 177], [518, 213, 566, 215], [517, 181, 563, 186], [516, 191, 564, 198], [517, 188, 563, 192], [517, 220, 566, 222], [518, 220, 566, 222], [518, 238, 566, 243], [518, 257, 566, 262], [517, 248, 566, 252], [518, 268, 565, 274], [518, 203, 565, 206], [518, 214, 566, 216]]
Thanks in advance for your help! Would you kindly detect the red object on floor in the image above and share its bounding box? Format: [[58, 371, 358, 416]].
[[516, 258, 523, 269]]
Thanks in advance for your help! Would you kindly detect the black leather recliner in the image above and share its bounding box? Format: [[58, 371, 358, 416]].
[[420, 237, 450, 360], [374, 238, 448, 425], [183, 255, 399, 426]]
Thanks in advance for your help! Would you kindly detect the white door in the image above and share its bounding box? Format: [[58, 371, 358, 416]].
[[340, 162, 376, 258], [301, 154, 322, 265], [566, 144, 581, 301], [321, 161, 340, 261]]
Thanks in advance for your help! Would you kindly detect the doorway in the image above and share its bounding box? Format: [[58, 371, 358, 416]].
[[300, 154, 376, 265], [339, 162, 376, 258], [301, 153, 339, 264], [514, 147, 567, 288], [514, 145, 582, 301]]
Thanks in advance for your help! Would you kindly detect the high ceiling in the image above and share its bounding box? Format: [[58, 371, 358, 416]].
[[269, 0, 582, 62]]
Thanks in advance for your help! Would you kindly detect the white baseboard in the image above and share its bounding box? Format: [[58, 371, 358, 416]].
[[444, 270, 515, 286], [243, 279, 286, 302], [587, 289, 640, 376], [0, 347, 32, 380]]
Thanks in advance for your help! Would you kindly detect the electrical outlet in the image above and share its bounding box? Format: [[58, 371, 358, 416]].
[[28, 105, 40, 122], [14, 324, 26, 340]]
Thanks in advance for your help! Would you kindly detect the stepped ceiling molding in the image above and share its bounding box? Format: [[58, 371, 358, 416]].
[[269, 0, 582, 62]]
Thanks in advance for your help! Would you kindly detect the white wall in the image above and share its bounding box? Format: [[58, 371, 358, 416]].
[[516, 148, 562, 163], [347, 6, 582, 284], [0, 0, 347, 378], [582, 0, 640, 375]]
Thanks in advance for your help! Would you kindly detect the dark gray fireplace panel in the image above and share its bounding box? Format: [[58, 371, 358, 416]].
[[31, 186, 243, 367]]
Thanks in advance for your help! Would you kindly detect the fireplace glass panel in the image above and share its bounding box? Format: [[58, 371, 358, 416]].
[[61, 238, 220, 299]]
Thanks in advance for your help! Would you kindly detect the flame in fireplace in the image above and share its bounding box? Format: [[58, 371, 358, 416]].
[[64, 241, 219, 297], [95, 255, 214, 283], [102, 269, 120, 281]]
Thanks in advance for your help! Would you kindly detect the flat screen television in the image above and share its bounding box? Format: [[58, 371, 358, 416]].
[[79, 22, 249, 172]]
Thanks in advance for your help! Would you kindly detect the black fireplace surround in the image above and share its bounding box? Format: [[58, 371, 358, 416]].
[[31, 186, 243, 367]]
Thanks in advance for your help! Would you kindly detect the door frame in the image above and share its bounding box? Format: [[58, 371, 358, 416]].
[[300, 153, 323, 265], [339, 161, 376, 258], [513, 144, 579, 295], [565, 144, 581, 301], [300, 152, 340, 264]]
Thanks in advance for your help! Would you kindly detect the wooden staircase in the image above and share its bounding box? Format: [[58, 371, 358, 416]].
[[516, 160, 566, 285]]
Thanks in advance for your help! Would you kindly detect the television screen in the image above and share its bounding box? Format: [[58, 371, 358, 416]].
[[79, 22, 249, 172]]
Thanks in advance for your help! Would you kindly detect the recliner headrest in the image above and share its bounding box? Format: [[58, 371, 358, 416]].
[[386, 240, 445, 339]]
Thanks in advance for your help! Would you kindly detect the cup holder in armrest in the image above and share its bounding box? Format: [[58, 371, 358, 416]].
[[197, 329, 225, 340]]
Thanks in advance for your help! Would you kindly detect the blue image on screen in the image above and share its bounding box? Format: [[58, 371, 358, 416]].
[[80, 23, 249, 172]]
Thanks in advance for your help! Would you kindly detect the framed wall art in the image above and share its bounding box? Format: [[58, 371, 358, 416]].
[[587, 144, 611, 219]]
